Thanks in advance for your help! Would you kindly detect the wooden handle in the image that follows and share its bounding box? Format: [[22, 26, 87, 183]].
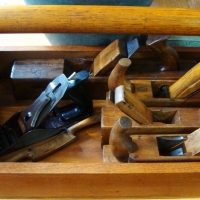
[[109, 116, 134, 162], [108, 58, 132, 91], [67, 109, 101, 135], [145, 0, 183, 72], [35, 110, 101, 160], [1, 6, 200, 35], [146, 35, 180, 71], [3, 149, 32, 162], [169, 62, 200, 98]]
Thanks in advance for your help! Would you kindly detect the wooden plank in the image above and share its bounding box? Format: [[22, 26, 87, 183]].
[[1, 6, 200, 35]]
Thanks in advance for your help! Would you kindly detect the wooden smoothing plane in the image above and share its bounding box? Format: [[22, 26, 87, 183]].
[[103, 116, 200, 163], [108, 56, 200, 116], [107, 57, 200, 107], [101, 57, 200, 146]]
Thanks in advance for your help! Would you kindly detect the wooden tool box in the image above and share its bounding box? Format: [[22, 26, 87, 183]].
[[1, 5, 200, 199]]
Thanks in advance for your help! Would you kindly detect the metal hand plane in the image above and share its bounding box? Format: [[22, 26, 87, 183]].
[[0, 70, 93, 156], [45, 70, 93, 129], [0, 74, 68, 156]]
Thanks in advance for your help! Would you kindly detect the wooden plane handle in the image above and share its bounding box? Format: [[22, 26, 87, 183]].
[[146, 35, 179, 71], [67, 109, 101, 135], [109, 116, 134, 162], [169, 62, 200, 98], [145, 1, 179, 72], [108, 58, 132, 91], [5, 149, 33, 162], [3, 133, 76, 162]]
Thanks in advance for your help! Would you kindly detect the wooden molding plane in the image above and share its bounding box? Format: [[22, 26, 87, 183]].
[[169, 62, 200, 98]]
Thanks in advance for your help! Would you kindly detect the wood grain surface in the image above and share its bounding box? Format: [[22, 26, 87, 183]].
[[1, 45, 200, 78], [1, 5, 200, 35], [101, 106, 200, 145], [1, 3, 200, 198], [151, 0, 200, 8], [1, 79, 200, 198], [1, 162, 200, 198]]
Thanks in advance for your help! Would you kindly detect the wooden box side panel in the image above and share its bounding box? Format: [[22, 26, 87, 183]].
[[0, 163, 200, 198], [1, 46, 200, 79]]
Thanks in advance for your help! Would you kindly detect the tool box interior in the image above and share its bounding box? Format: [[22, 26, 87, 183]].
[[1, 4, 200, 199]]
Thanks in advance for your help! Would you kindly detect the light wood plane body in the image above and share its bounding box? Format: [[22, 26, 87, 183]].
[[104, 127, 200, 163], [101, 106, 200, 146], [103, 133, 200, 163], [107, 79, 200, 107]]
